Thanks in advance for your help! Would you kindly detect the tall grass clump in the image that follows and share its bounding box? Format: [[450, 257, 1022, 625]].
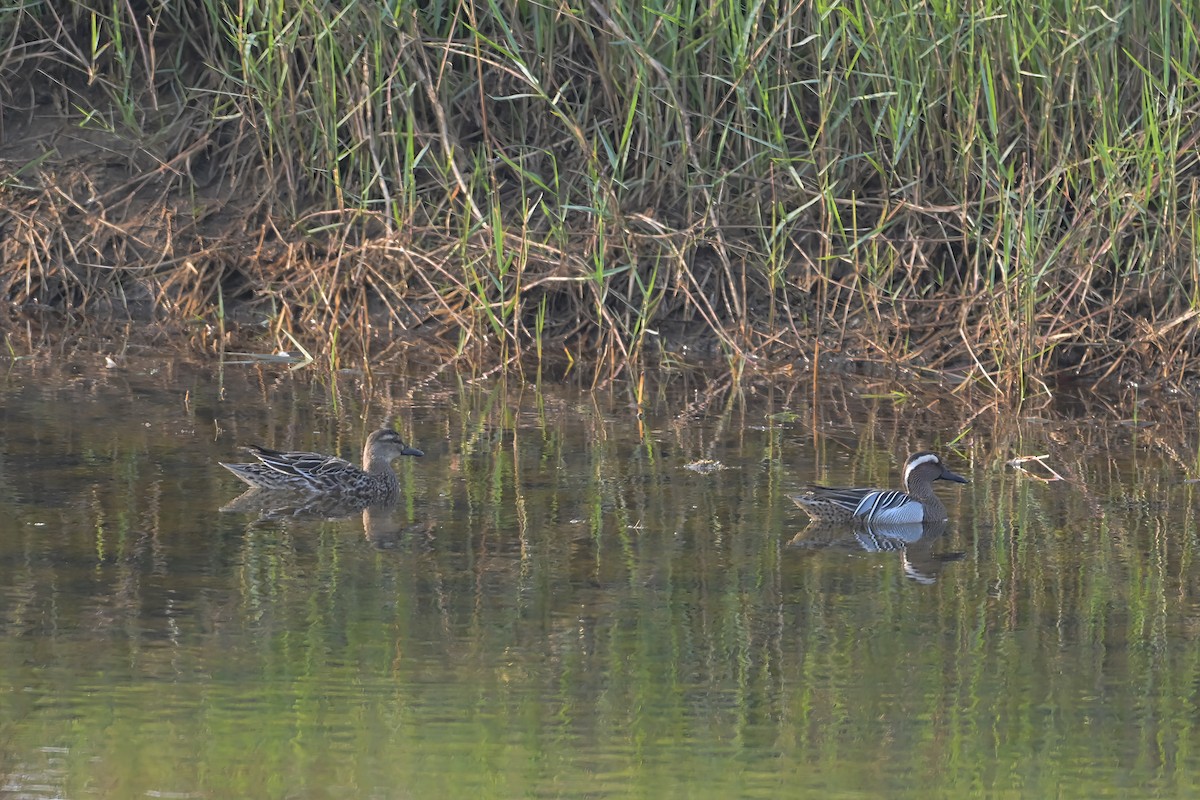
[[0, 0, 1198, 396]]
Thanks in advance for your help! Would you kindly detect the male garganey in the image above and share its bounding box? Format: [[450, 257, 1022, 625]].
[[791, 451, 968, 524]]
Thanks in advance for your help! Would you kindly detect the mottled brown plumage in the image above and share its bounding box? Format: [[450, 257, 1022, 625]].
[[220, 428, 423, 500]]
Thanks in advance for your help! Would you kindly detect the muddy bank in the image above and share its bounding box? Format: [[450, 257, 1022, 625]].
[[3, 2, 1199, 397]]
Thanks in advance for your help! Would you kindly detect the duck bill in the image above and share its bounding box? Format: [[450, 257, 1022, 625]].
[[941, 468, 969, 484], [401, 446, 424, 457]]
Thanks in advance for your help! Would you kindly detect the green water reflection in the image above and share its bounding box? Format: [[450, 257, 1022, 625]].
[[1, 353, 1199, 798]]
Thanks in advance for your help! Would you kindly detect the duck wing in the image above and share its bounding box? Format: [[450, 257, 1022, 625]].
[[246, 445, 358, 481]]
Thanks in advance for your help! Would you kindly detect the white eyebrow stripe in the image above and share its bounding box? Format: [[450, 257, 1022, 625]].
[[903, 453, 940, 485]]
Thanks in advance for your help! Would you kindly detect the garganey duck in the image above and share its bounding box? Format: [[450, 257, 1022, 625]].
[[790, 451, 968, 524], [220, 428, 423, 500]]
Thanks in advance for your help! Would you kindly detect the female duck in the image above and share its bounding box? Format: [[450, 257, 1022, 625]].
[[220, 428, 423, 501], [791, 451, 968, 524]]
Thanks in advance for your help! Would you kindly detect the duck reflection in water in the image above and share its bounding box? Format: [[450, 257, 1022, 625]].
[[787, 519, 965, 585], [220, 489, 426, 549]]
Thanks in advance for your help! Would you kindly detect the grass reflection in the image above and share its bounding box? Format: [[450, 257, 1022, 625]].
[[0, 357, 1199, 796]]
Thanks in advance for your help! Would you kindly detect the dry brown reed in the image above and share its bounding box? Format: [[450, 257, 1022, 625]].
[[1, 1, 1199, 401]]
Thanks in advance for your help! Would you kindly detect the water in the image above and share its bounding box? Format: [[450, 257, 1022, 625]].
[[1, 349, 1199, 798]]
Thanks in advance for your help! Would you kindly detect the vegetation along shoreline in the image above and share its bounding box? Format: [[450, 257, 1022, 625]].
[[2, 2, 1198, 400]]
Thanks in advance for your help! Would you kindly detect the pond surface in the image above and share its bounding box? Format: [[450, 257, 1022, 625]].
[[1, 346, 1199, 798]]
